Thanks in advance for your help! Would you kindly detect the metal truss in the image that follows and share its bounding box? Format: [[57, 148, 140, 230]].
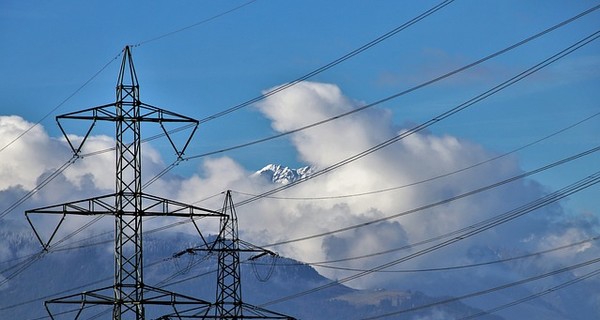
[[160, 191, 296, 320], [26, 46, 223, 320], [44, 285, 213, 320]]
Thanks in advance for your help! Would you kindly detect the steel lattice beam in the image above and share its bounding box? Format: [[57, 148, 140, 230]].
[[159, 191, 296, 320], [26, 46, 222, 320]]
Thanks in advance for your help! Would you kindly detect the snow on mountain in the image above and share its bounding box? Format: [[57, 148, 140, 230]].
[[253, 164, 314, 185]]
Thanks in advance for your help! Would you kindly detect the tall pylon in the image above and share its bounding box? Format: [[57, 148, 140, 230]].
[[26, 46, 223, 319], [161, 190, 296, 320]]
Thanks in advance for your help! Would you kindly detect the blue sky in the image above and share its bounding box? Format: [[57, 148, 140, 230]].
[[2, 0, 598, 206], [1, 1, 600, 317]]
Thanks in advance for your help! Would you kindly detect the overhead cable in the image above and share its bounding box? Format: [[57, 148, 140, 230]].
[[145, 4, 600, 188], [0, 155, 79, 221], [268, 235, 600, 272], [22, 3, 595, 198], [359, 258, 600, 319], [195, 0, 456, 124], [0, 122, 195, 222], [11, 172, 600, 310], [232, 110, 600, 201], [457, 267, 600, 320], [42, 143, 600, 263], [1, 252, 172, 314], [0, 0, 251, 217], [234, 30, 600, 209], [258, 171, 600, 307], [12, 26, 593, 296], [263, 145, 600, 249], [131, 0, 258, 47], [0, 51, 122, 154]]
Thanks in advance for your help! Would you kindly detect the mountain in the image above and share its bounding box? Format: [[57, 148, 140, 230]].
[[0, 225, 503, 319], [248, 164, 600, 320], [1, 164, 596, 319], [253, 164, 314, 185]]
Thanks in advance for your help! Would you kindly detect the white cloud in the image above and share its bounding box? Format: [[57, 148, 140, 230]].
[[0, 116, 67, 191], [1, 81, 598, 313], [0, 115, 178, 250], [252, 81, 600, 293]]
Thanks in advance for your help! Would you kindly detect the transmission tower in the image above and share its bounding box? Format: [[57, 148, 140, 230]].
[[161, 190, 296, 320], [26, 46, 223, 319]]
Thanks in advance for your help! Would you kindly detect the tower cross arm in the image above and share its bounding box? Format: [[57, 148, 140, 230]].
[[139, 193, 224, 217], [56, 103, 120, 121], [25, 192, 224, 217], [56, 103, 200, 124], [139, 103, 200, 124], [25, 193, 118, 216]]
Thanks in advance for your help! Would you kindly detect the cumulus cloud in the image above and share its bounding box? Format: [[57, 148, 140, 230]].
[[250, 81, 600, 295], [0, 115, 172, 247], [1, 81, 598, 314], [0, 116, 67, 191]]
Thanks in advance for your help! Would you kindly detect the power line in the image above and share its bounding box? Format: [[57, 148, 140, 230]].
[[4, 84, 597, 284], [26, 142, 600, 270], [258, 171, 600, 307], [457, 267, 600, 320], [359, 257, 600, 319], [0, 51, 123, 155], [307, 235, 600, 272], [262, 144, 600, 250], [5, 4, 600, 316], [145, 4, 600, 189], [5, 3, 596, 226], [0, 155, 79, 221], [233, 30, 600, 209], [0, 122, 196, 222], [195, 0, 456, 124], [1, 0, 258, 155], [232, 110, 600, 201], [6, 157, 598, 314], [4, 52, 588, 300], [58, 144, 600, 265], [131, 0, 258, 47], [0, 0, 256, 214]]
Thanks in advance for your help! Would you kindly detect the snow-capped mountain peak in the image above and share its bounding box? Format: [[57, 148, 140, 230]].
[[254, 164, 313, 185]]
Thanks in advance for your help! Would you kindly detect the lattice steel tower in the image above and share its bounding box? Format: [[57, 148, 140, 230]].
[[161, 190, 296, 319], [26, 46, 223, 319]]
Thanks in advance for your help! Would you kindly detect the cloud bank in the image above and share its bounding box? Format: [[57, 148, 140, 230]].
[[1, 81, 598, 317], [249, 82, 592, 283]]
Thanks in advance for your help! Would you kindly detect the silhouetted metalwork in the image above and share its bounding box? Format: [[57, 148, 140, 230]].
[[26, 46, 223, 320], [160, 191, 296, 320]]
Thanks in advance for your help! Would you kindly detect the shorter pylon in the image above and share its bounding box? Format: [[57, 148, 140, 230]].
[[160, 190, 296, 320]]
